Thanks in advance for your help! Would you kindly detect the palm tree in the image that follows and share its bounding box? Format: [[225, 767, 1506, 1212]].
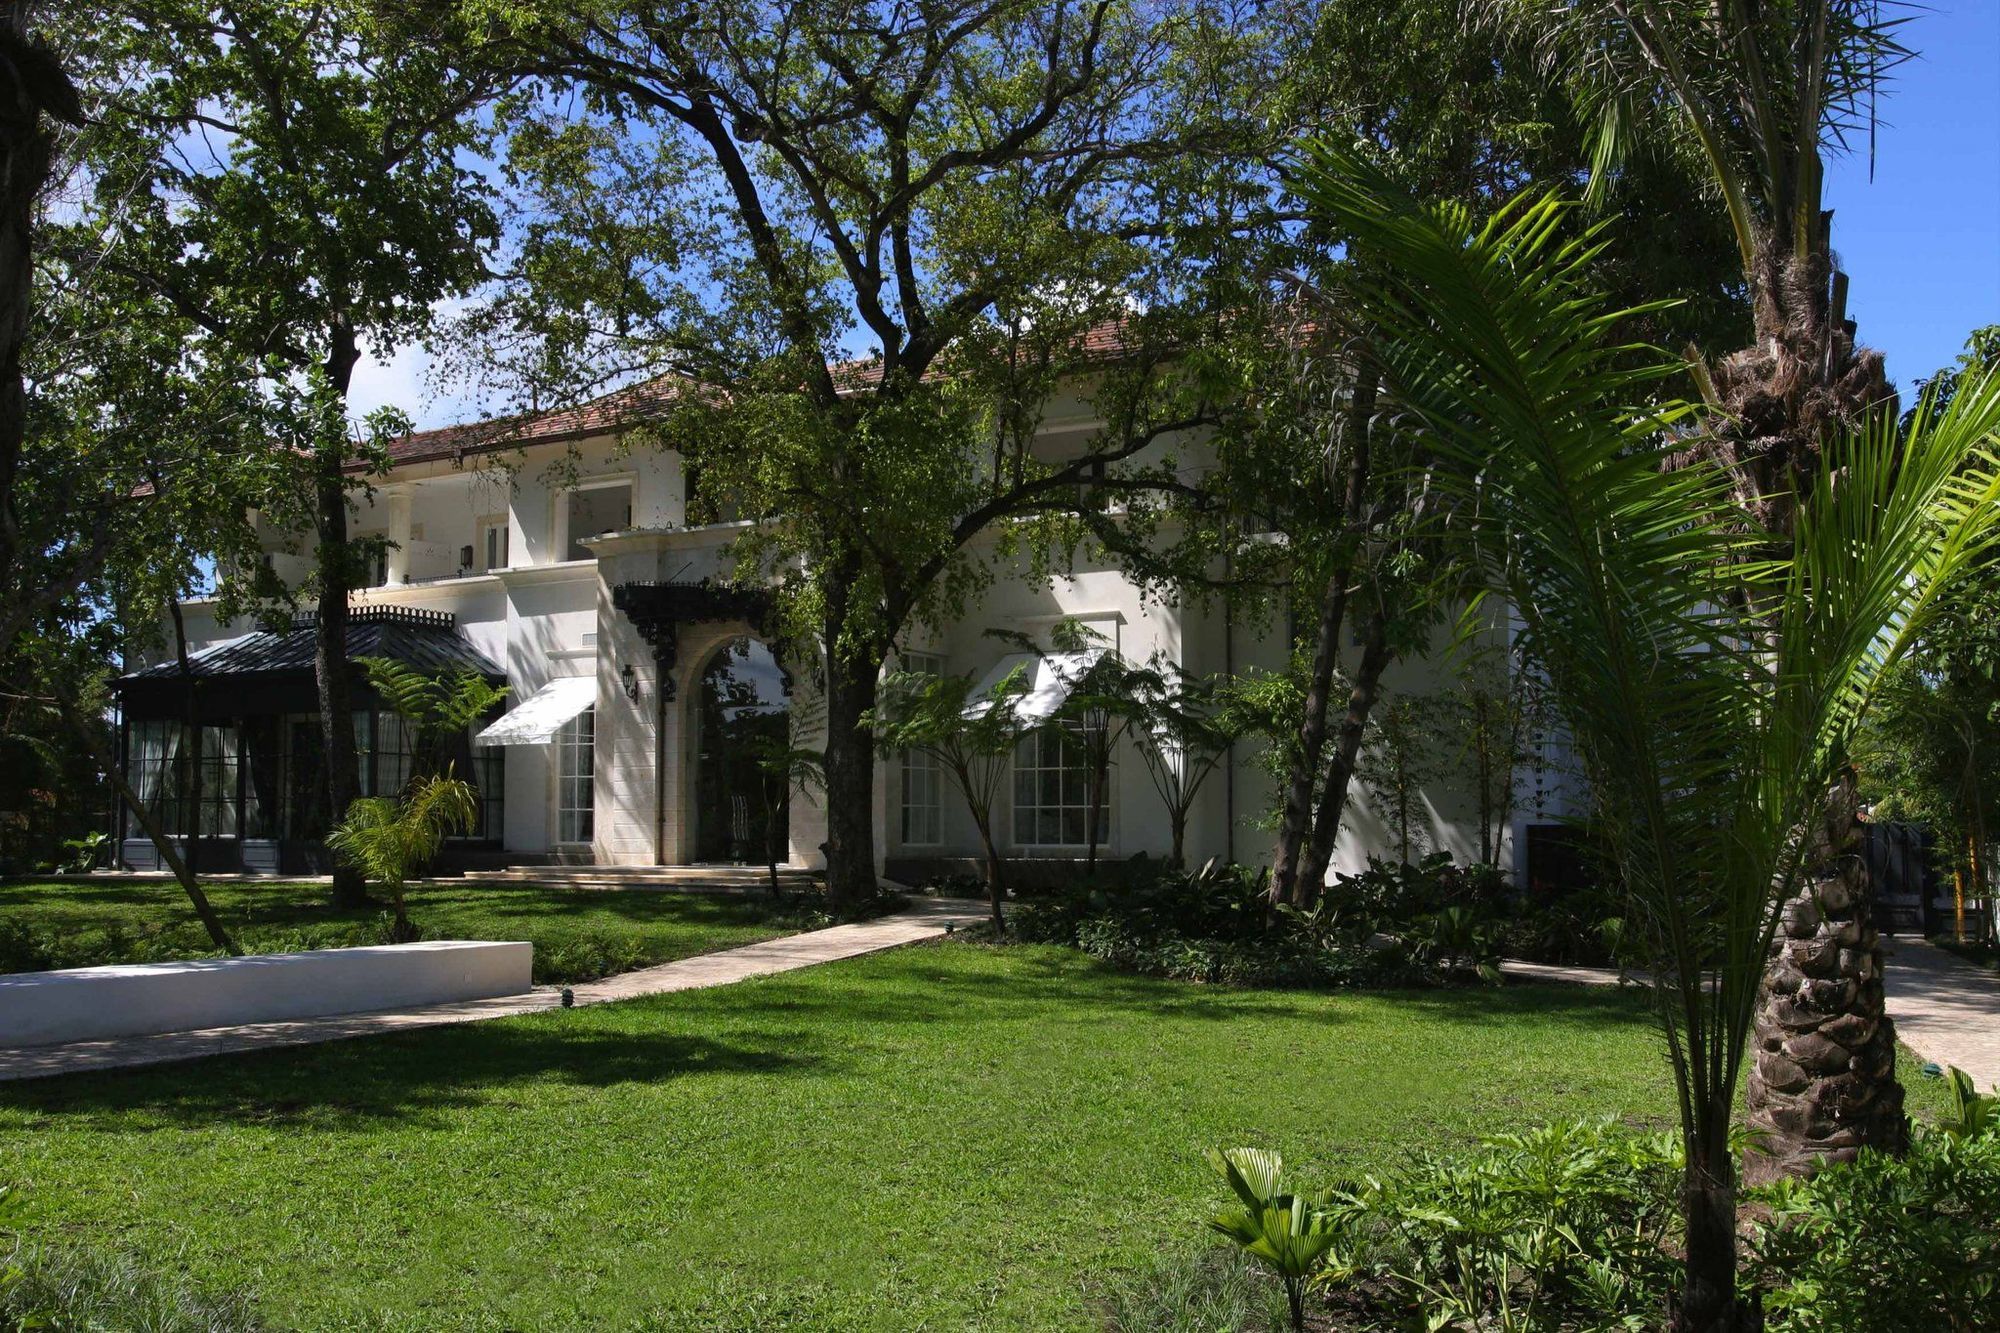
[[1491, 0, 1917, 1177], [326, 772, 479, 943], [1296, 145, 2000, 1332]]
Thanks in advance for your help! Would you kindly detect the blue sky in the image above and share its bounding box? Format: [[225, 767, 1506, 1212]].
[[1823, 0, 2000, 391], [351, 7, 2000, 429]]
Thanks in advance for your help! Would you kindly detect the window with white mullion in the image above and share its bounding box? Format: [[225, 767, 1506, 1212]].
[[1012, 722, 1105, 848], [556, 707, 595, 844], [898, 652, 944, 845]]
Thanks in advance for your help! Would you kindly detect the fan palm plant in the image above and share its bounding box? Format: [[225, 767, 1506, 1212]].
[[746, 710, 825, 901], [325, 771, 479, 943], [1293, 145, 2000, 1332], [1204, 1147, 1346, 1333], [1123, 658, 1239, 870]]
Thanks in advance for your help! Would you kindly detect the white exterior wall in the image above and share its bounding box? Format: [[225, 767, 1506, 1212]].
[[153, 406, 1524, 882]]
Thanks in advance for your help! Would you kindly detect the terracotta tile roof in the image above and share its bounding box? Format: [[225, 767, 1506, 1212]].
[[378, 316, 1149, 473], [375, 375, 688, 471]]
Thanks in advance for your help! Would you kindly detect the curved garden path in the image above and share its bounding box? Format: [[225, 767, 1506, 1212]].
[[0, 897, 985, 1083]]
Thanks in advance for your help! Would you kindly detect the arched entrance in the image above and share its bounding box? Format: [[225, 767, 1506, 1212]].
[[692, 637, 791, 864]]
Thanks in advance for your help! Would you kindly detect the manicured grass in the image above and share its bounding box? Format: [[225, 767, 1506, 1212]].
[[0, 878, 803, 984], [0, 941, 1688, 1331]]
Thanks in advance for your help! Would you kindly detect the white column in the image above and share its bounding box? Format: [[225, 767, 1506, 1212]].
[[384, 485, 413, 585]]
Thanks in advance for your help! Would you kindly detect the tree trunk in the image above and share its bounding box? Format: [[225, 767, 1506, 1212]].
[[1742, 774, 1907, 1184], [0, 20, 79, 657], [821, 639, 881, 914], [973, 810, 1005, 932], [1713, 231, 1906, 1176], [1085, 737, 1108, 874], [1270, 368, 1376, 907], [764, 782, 786, 900], [314, 437, 367, 907], [1269, 568, 1347, 907], [1954, 855, 1969, 945], [1297, 606, 1393, 901], [65, 701, 239, 954], [168, 598, 204, 880], [315, 321, 367, 907], [1966, 825, 1986, 949], [1472, 694, 1495, 864], [1673, 1129, 1750, 1333]]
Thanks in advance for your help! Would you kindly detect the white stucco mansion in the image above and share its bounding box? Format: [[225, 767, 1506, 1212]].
[[114, 378, 1574, 885]]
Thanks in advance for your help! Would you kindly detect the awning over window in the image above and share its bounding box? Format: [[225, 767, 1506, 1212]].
[[963, 649, 1106, 725], [473, 675, 597, 747]]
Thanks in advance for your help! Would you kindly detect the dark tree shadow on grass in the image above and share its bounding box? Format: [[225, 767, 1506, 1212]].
[[623, 944, 1666, 1038], [1377, 981, 1661, 1030], [0, 1021, 828, 1130]]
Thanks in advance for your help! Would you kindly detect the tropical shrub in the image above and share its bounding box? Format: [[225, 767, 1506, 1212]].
[[1015, 859, 1446, 989], [325, 771, 479, 941], [1938, 1064, 2000, 1140], [1491, 886, 1634, 971], [1206, 1148, 1348, 1333], [1162, 1116, 2000, 1331], [1748, 1121, 2000, 1332], [1344, 1119, 1683, 1331], [51, 832, 109, 875]]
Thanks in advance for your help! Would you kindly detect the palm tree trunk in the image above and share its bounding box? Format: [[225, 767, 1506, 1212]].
[[1742, 774, 1907, 1184], [1719, 232, 1906, 1177], [1674, 1130, 1747, 1333]]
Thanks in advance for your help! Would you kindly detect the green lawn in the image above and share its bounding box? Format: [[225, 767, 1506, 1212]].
[[0, 878, 803, 984], [1, 940, 1691, 1331]]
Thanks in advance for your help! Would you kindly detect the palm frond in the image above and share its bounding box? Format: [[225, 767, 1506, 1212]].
[[1292, 142, 2000, 1142], [1482, 0, 1915, 275]]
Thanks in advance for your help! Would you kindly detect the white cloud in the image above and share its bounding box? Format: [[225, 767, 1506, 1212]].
[[345, 300, 483, 432]]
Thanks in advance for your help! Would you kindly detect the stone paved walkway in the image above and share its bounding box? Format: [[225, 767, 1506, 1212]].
[[1500, 937, 2000, 1091], [1879, 937, 2000, 1091], [0, 898, 986, 1083]]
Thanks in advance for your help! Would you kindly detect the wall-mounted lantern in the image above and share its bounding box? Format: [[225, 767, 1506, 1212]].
[[621, 663, 640, 702]]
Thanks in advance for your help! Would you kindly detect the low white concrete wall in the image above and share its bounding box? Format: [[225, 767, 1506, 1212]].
[[0, 941, 533, 1049]]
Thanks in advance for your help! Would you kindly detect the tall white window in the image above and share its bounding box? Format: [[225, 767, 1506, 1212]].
[[477, 516, 509, 572], [899, 652, 943, 845], [1013, 722, 1105, 847], [557, 707, 595, 844]]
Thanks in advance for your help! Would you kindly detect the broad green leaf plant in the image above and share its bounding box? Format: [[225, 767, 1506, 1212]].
[[1205, 1147, 1346, 1333], [1293, 143, 2000, 1331]]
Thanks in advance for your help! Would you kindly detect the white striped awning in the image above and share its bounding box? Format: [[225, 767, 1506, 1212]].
[[473, 675, 596, 747], [962, 650, 1106, 725]]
